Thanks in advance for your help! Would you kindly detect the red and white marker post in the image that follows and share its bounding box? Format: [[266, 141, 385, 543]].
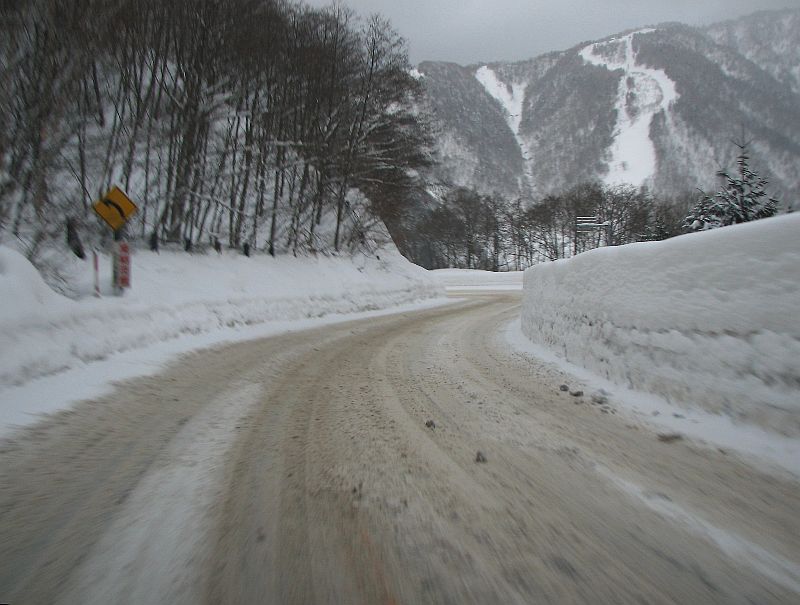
[[112, 240, 132, 295]]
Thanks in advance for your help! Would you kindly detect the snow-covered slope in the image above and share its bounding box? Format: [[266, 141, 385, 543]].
[[520, 214, 800, 437], [0, 246, 443, 432], [420, 9, 800, 202], [418, 60, 527, 201], [704, 9, 800, 95], [475, 67, 526, 136], [579, 29, 679, 187], [474, 66, 534, 191]]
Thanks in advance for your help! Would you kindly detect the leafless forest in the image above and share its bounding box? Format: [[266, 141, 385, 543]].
[[0, 0, 432, 259]]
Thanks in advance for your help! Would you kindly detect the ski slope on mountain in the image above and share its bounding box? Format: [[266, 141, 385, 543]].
[[579, 29, 679, 187], [474, 66, 525, 135], [474, 65, 535, 191], [421, 11, 800, 203]]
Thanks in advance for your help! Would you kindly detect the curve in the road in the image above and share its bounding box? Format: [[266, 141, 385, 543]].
[[1, 293, 798, 604]]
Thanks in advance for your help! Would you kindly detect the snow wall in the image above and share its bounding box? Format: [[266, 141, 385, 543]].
[[521, 214, 800, 436], [0, 246, 442, 389]]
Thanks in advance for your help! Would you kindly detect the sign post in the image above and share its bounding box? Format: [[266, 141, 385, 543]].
[[93, 186, 138, 295], [576, 216, 611, 247]]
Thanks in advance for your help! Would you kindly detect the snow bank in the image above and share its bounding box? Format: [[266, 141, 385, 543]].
[[432, 268, 523, 290], [0, 246, 441, 390], [0, 246, 77, 324], [521, 214, 800, 436]]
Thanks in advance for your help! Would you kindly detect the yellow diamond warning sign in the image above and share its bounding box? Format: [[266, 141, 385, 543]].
[[93, 186, 138, 232]]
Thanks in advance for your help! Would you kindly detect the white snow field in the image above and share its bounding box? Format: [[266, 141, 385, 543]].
[[580, 29, 679, 187], [0, 245, 445, 436], [474, 65, 535, 190], [474, 66, 525, 137], [520, 214, 800, 439]]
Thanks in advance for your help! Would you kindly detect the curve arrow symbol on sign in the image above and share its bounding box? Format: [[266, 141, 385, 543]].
[[102, 198, 127, 221]]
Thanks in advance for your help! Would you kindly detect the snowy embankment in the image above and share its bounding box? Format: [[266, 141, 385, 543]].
[[0, 246, 443, 432], [431, 268, 524, 291], [521, 214, 800, 437]]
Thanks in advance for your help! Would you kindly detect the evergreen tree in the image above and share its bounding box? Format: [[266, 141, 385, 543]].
[[640, 217, 672, 242], [684, 141, 779, 231]]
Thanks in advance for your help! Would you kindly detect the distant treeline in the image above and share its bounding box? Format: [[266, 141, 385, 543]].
[[0, 0, 432, 259], [407, 183, 691, 271]]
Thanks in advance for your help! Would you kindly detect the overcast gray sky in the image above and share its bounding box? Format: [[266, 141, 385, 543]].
[[303, 0, 800, 65]]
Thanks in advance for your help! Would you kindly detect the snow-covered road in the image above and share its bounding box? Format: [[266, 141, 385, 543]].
[[1, 292, 798, 603]]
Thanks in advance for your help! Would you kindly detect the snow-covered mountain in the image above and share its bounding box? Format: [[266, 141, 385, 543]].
[[704, 9, 800, 95], [418, 10, 800, 203]]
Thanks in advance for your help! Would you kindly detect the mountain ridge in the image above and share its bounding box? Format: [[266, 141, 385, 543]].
[[416, 9, 800, 204]]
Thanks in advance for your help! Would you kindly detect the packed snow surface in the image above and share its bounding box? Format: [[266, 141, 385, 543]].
[[603, 470, 800, 592], [0, 245, 444, 435], [521, 214, 800, 437], [61, 380, 265, 603], [580, 29, 679, 186]]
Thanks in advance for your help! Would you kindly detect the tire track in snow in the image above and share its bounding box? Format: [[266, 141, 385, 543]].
[[601, 468, 800, 595], [57, 382, 264, 605]]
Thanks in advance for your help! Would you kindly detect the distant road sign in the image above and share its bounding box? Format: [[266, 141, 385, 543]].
[[93, 186, 137, 231]]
